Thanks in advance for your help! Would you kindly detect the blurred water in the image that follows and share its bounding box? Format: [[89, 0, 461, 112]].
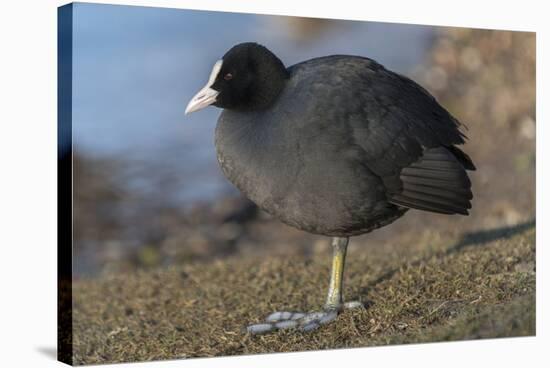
[[72, 3, 435, 203]]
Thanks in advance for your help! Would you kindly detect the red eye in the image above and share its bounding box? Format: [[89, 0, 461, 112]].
[[224, 73, 233, 81]]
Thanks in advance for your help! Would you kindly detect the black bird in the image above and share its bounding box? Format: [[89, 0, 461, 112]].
[[186, 42, 475, 334]]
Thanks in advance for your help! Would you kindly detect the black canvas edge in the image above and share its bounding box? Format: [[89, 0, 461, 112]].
[[58, 3, 74, 366]]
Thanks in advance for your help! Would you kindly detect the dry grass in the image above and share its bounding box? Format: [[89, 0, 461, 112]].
[[72, 222, 535, 365]]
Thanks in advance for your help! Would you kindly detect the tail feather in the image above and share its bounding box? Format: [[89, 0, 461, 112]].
[[389, 146, 474, 215]]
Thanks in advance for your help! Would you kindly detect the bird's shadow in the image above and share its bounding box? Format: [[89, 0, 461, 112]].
[[355, 218, 536, 299]]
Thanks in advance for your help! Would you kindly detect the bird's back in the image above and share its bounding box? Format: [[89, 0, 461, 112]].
[[215, 55, 474, 236]]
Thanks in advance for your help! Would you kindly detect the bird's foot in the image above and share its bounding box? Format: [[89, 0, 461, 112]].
[[246, 300, 363, 335]]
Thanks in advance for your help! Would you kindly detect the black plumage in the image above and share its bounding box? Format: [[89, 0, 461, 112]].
[[196, 44, 475, 237]]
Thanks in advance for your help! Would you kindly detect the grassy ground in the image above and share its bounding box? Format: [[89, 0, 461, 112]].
[[72, 221, 535, 365]]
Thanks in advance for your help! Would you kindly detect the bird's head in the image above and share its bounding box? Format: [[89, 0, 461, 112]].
[[185, 42, 289, 114]]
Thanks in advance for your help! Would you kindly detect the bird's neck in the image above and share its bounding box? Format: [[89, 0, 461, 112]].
[[240, 51, 289, 112]]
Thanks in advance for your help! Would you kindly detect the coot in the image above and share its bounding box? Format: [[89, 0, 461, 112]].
[[186, 42, 475, 334]]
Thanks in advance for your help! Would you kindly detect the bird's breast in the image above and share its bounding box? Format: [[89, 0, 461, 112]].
[[215, 110, 300, 211], [214, 109, 391, 236]]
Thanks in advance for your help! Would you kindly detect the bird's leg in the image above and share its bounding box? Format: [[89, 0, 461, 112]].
[[325, 236, 348, 309], [246, 237, 363, 334]]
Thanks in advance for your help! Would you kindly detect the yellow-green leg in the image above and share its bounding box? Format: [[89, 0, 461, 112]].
[[247, 236, 363, 334], [325, 236, 348, 309]]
